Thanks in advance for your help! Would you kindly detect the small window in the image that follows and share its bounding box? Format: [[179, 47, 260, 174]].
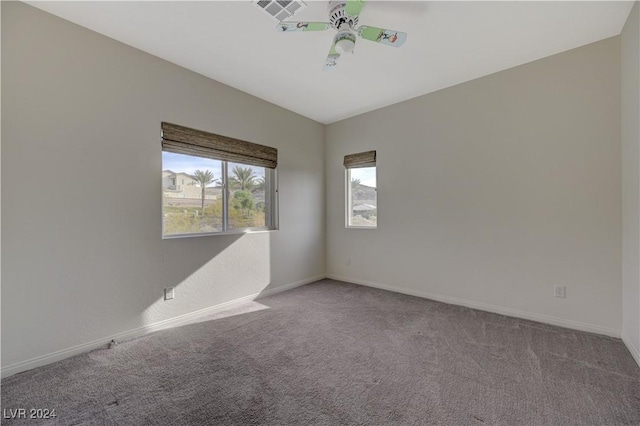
[[344, 151, 377, 228], [161, 123, 278, 238]]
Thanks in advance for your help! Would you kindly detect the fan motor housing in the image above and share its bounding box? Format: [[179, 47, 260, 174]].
[[328, 1, 359, 30]]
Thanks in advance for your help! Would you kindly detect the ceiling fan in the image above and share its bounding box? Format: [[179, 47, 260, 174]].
[[276, 0, 407, 71]]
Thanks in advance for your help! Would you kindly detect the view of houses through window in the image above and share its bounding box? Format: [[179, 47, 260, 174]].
[[162, 152, 273, 236], [347, 167, 377, 227]]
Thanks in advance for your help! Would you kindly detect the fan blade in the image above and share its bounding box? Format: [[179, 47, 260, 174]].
[[277, 22, 331, 32], [323, 42, 340, 72], [357, 26, 407, 47], [345, 0, 366, 17]]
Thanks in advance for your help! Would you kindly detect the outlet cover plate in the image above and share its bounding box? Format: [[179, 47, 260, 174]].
[[164, 287, 174, 301], [554, 285, 566, 298]]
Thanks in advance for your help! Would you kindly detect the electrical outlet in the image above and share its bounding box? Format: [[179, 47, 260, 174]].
[[164, 287, 174, 301], [347, 257, 351, 266], [554, 285, 566, 298]]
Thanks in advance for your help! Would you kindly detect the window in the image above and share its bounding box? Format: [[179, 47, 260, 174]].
[[345, 150, 377, 228], [161, 122, 278, 238]]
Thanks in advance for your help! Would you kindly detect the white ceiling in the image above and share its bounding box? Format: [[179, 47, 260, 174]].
[[28, 1, 634, 124]]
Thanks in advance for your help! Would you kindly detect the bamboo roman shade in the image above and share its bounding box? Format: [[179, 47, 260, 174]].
[[344, 150, 376, 169], [161, 122, 278, 169]]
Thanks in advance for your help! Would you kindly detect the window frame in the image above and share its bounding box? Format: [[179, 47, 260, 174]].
[[162, 156, 279, 239], [345, 166, 377, 229]]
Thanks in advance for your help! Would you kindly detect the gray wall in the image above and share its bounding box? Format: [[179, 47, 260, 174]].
[[1, 2, 325, 373], [622, 1, 640, 364], [326, 37, 622, 336]]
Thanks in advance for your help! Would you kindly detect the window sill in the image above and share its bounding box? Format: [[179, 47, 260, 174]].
[[162, 227, 277, 239]]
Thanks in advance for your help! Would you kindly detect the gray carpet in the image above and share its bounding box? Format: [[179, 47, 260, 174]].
[[2, 279, 639, 425]]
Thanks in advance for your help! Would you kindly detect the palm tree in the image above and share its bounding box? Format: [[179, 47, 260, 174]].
[[254, 176, 266, 192], [230, 166, 257, 191], [192, 170, 215, 213]]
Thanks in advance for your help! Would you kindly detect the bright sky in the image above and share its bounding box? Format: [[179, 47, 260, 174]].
[[163, 152, 265, 186], [351, 167, 377, 188]]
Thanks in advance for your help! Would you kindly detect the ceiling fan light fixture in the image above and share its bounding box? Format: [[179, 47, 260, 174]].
[[334, 32, 356, 54]]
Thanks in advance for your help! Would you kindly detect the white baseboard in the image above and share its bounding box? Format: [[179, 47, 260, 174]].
[[326, 274, 620, 338], [1, 274, 324, 379], [621, 333, 640, 368]]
